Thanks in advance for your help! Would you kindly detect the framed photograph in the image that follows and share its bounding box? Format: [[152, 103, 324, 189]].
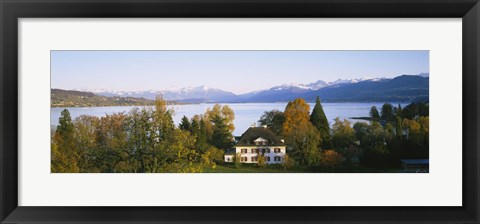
[[1, 0, 479, 223]]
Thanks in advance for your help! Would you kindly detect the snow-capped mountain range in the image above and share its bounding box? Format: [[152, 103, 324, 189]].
[[89, 73, 428, 103]]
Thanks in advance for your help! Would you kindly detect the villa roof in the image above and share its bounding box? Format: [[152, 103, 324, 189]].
[[225, 149, 236, 155], [235, 127, 285, 147]]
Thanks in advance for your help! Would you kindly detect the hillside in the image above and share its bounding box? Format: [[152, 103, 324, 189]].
[[51, 89, 156, 107], [91, 74, 429, 103], [301, 75, 429, 102]]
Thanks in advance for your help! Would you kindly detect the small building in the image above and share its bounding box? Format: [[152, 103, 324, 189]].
[[224, 126, 286, 164], [401, 159, 429, 173]]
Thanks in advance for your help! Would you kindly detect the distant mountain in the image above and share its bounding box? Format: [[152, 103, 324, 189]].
[[51, 89, 156, 108], [327, 77, 387, 86], [301, 75, 429, 102], [237, 84, 312, 103], [90, 73, 429, 104], [95, 85, 239, 103]]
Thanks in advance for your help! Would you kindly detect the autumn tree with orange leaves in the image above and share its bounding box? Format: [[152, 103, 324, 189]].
[[282, 98, 322, 166]]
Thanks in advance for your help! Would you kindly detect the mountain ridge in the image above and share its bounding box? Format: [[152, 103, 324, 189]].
[[84, 73, 429, 103]]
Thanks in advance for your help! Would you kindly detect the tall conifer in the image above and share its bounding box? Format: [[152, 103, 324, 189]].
[[310, 96, 332, 148]]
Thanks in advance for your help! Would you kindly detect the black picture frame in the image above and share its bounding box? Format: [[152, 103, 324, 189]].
[[1, 0, 479, 223]]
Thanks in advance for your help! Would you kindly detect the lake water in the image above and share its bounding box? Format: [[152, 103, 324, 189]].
[[51, 103, 407, 136]]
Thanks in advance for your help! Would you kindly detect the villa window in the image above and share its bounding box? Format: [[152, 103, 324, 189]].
[[264, 148, 270, 153], [274, 148, 281, 153], [252, 156, 258, 162], [266, 156, 270, 162], [241, 157, 248, 162], [252, 149, 258, 153], [274, 156, 282, 162], [241, 149, 247, 154]]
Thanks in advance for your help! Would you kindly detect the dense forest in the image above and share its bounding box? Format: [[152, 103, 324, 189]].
[[51, 96, 428, 173]]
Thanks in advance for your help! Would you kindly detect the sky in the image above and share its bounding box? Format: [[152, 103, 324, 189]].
[[51, 50, 429, 94]]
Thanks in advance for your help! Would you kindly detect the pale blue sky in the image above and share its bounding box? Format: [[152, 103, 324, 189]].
[[51, 51, 429, 94]]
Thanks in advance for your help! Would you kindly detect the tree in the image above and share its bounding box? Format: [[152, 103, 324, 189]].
[[201, 146, 224, 169], [381, 103, 395, 122], [205, 104, 235, 132], [395, 104, 403, 118], [195, 118, 209, 153], [384, 123, 395, 142], [257, 155, 266, 168], [282, 98, 322, 166], [258, 109, 285, 136], [179, 115, 191, 131], [331, 117, 355, 150], [310, 96, 332, 148], [203, 104, 235, 146], [52, 109, 80, 173], [73, 115, 99, 172], [402, 102, 429, 119], [395, 116, 404, 140], [369, 106, 380, 119], [234, 152, 242, 169], [369, 121, 385, 145], [210, 115, 234, 150], [321, 150, 344, 170], [353, 122, 369, 146], [94, 113, 128, 172], [282, 154, 295, 172], [403, 118, 421, 143]]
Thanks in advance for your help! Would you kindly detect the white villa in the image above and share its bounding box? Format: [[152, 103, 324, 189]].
[[224, 125, 286, 164]]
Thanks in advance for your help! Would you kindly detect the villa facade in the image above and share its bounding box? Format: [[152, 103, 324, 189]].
[[225, 126, 286, 164]]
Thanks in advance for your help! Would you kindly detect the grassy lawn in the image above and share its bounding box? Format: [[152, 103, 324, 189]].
[[202, 164, 307, 173], [202, 164, 402, 173]]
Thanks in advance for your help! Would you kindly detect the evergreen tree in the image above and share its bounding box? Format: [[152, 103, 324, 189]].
[[52, 109, 79, 173], [381, 103, 395, 122], [310, 96, 331, 148], [395, 104, 403, 118], [210, 115, 234, 150], [369, 106, 380, 119], [195, 118, 209, 153], [179, 115, 191, 131], [190, 118, 199, 134]]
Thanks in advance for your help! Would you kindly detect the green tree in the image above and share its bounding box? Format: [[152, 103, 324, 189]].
[[179, 115, 191, 131], [353, 122, 369, 146], [195, 118, 209, 153], [369, 106, 380, 119], [395, 104, 403, 118], [402, 102, 429, 119], [234, 152, 242, 169], [210, 115, 234, 150], [310, 96, 331, 148], [395, 116, 404, 140], [381, 103, 395, 122], [94, 113, 128, 172], [52, 109, 80, 173], [331, 117, 355, 151], [258, 109, 285, 136], [73, 115, 99, 172]]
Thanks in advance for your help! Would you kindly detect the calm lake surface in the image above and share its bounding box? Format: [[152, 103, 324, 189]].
[[51, 103, 407, 136]]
